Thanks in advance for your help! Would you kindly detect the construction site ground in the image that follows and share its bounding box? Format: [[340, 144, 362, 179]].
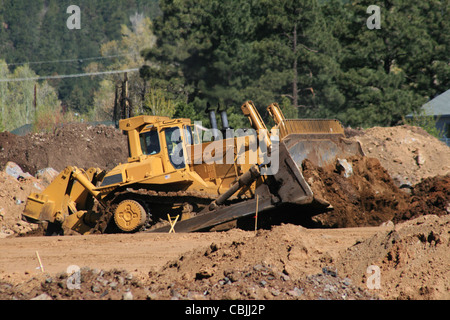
[[0, 123, 449, 301]]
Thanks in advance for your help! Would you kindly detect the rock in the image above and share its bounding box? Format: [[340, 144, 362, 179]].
[[109, 281, 118, 290], [322, 266, 338, 277], [0, 232, 10, 239], [4, 162, 32, 180], [392, 175, 413, 189], [414, 148, 426, 166], [125, 273, 133, 281], [123, 291, 134, 300], [271, 288, 280, 296], [31, 293, 53, 300], [91, 285, 101, 293], [223, 270, 239, 283], [287, 287, 303, 297], [35, 168, 59, 185], [146, 292, 159, 300], [342, 278, 352, 286], [381, 221, 395, 229], [196, 266, 214, 280], [336, 159, 353, 178], [324, 284, 337, 293]]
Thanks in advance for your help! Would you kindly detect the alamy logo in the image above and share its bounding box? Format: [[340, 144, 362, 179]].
[[67, 265, 81, 290], [366, 5, 381, 30], [169, 124, 280, 176], [66, 5, 81, 30], [366, 265, 381, 289]]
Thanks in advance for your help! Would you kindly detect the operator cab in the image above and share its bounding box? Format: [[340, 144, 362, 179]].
[[120, 115, 196, 172]]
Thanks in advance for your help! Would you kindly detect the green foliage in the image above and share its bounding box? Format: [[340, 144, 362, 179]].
[[403, 108, 444, 139], [144, 0, 448, 129], [0, 60, 62, 132], [0, 0, 160, 113], [143, 88, 176, 118], [323, 0, 446, 127], [2, 0, 448, 132]]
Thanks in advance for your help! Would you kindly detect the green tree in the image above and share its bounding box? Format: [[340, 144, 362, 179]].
[[87, 15, 158, 120], [324, 0, 447, 127], [0, 62, 61, 132], [145, 0, 342, 123], [0, 0, 161, 114]]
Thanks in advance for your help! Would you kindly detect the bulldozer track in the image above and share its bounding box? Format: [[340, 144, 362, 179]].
[[91, 188, 218, 234]]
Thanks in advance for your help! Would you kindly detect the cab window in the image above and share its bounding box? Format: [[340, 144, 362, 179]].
[[165, 127, 186, 169], [140, 130, 161, 156], [183, 126, 194, 145]]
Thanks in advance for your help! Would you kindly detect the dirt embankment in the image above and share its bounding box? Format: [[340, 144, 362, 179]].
[[0, 124, 128, 176], [347, 125, 450, 187], [336, 214, 450, 300]]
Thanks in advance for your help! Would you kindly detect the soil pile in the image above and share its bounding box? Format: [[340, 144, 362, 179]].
[[303, 156, 407, 228], [0, 268, 149, 300], [143, 225, 378, 300], [0, 225, 379, 300], [393, 174, 450, 223], [0, 169, 43, 238], [302, 156, 449, 228], [348, 125, 450, 187], [0, 216, 448, 300], [0, 124, 128, 176], [336, 214, 450, 300]]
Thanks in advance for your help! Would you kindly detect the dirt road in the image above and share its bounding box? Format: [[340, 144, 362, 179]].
[[0, 232, 246, 276], [1, 216, 449, 300], [0, 226, 384, 281]]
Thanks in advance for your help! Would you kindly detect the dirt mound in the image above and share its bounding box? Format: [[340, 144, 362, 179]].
[[302, 156, 407, 228], [393, 174, 450, 223], [0, 124, 128, 176], [302, 156, 449, 228], [0, 216, 448, 300], [0, 268, 149, 300], [142, 225, 378, 300], [348, 125, 450, 186], [336, 215, 450, 300], [0, 170, 43, 238], [0, 225, 380, 300]]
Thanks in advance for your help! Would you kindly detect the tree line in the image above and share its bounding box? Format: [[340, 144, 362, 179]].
[[0, 0, 448, 132], [142, 0, 449, 129]]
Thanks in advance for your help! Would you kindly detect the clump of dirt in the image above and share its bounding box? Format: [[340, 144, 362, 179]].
[[302, 156, 449, 228], [336, 215, 450, 300], [302, 156, 410, 228], [0, 124, 128, 176], [393, 174, 450, 223], [348, 125, 450, 187], [145, 225, 378, 300]]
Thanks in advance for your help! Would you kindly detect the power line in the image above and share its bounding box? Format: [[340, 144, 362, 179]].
[[1, 53, 135, 67], [0, 68, 140, 83]]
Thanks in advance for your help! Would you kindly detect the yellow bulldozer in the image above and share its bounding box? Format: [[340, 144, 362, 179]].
[[22, 101, 364, 235]]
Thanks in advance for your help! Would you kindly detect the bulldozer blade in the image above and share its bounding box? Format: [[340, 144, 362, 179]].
[[282, 133, 365, 168], [149, 196, 275, 233]]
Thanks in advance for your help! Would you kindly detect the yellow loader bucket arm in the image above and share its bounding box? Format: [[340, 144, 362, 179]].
[[23, 166, 104, 234]]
